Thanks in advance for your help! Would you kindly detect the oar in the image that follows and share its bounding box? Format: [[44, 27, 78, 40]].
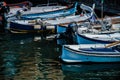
[[105, 41, 120, 48]]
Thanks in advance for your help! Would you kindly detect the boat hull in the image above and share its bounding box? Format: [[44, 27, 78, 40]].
[[56, 25, 67, 34], [74, 32, 120, 44], [61, 45, 120, 63], [9, 21, 55, 33]]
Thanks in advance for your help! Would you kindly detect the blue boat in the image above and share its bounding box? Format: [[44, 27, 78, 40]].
[[57, 18, 120, 44], [74, 30, 120, 44], [72, 15, 120, 44], [56, 24, 120, 44], [20, 2, 78, 20], [61, 42, 120, 63]]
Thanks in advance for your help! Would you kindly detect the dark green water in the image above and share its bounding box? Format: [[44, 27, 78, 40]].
[[0, 33, 120, 80]]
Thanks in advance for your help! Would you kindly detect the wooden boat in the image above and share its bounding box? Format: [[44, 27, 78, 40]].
[[56, 24, 120, 44], [39, 3, 95, 26], [7, 5, 67, 20], [1, 1, 32, 17], [56, 16, 120, 44], [20, 5, 67, 16], [75, 32, 120, 44], [73, 20, 120, 44], [7, 3, 80, 34], [19, 2, 78, 20], [7, 2, 78, 33], [61, 42, 120, 63], [8, 20, 55, 33]]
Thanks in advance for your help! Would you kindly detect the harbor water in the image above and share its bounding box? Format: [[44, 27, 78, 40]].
[[0, 33, 120, 80]]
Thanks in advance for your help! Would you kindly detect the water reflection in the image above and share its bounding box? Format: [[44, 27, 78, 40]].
[[62, 63, 120, 72], [56, 37, 74, 46], [0, 34, 120, 80], [0, 34, 64, 80], [33, 34, 64, 80], [0, 51, 20, 80], [62, 63, 120, 80]]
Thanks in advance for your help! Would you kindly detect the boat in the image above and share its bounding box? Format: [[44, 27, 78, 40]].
[[61, 41, 120, 63], [39, 3, 95, 26], [8, 20, 55, 33], [6, 0, 68, 20], [56, 16, 120, 44], [73, 20, 120, 44], [22, 6, 67, 15], [7, 2, 79, 34], [1, 1, 32, 18], [7, 5, 67, 20], [19, 2, 78, 20], [74, 32, 120, 44], [7, 2, 78, 33], [69, 1, 120, 44], [56, 24, 120, 44]]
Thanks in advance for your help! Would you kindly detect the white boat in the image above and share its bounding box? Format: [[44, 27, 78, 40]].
[[61, 42, 120, 63], [75, 32, 120, 44], [39, 3, 95, 26], [7, 5, 67, 19], [20, 2, 77, 20], [56, 15, 120, 44], [74, 20, 120, 44]]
